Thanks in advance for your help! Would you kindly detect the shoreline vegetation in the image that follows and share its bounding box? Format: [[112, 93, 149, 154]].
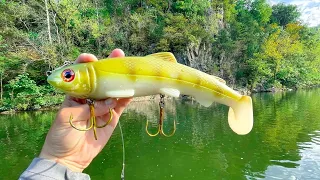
[[0, 86, 317, 114], [1, 0, 319, 113]]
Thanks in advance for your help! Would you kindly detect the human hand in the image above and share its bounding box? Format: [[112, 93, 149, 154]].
[[39, 49, 132, 172]]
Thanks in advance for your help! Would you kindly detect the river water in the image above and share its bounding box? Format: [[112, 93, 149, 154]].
[[1, 89, 320, 179]]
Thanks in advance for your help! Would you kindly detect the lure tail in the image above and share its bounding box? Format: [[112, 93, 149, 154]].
[[228, 96, 253, 135]]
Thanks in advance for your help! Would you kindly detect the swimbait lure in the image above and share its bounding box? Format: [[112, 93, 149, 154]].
[[47, 52, 253, 138]]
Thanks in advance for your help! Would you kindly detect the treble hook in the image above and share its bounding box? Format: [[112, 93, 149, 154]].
[[146, 94, 176, 137], [69, 99, 113, 140]]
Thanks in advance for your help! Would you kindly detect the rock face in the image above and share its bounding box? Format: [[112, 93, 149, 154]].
[[175, 6, 225, 76], [186, 42, 214, 74]]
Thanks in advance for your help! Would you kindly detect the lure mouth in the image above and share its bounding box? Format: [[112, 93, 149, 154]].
[[47, 75, 63, 87]]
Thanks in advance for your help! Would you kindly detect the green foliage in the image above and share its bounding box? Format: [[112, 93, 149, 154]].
[[0, 0, 320, 111], [251, 0, 272, 25], [6, 73, 40, 97], [271, 3, 300, 26], [1, 73, 63, 111]]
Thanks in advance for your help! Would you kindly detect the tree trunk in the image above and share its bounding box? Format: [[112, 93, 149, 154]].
[[48, 0, 68, 45], [94, 0, 101, 54], [53, 13, 60, 44], [45, 0, 52, 44]]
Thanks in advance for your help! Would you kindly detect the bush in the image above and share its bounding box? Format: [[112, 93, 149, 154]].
[[1, 73, 64, 111]]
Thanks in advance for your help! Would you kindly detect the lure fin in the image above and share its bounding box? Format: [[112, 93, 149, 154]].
[[228, 96, 253, 135], [159, 88, 180, 97], [146, 52, 177, 63], [105, 89, 135, 97], [195, 96, 213, 107]]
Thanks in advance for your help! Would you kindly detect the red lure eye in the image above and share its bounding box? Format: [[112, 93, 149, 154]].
[[61, 69, 75, 82]]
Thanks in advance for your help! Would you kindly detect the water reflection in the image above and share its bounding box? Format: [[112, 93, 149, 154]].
[[1, 89, 320, 179], [266, 131, 320, 179], [0, 111, 56, 178]]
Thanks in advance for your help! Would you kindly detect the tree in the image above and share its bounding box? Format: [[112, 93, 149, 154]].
[[271, 3, 300, 27], [45, 0, 52, 44], [1, 0, 320, 111]]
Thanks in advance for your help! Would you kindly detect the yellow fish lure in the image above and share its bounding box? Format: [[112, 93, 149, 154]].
[[47, 52, 253, 135]]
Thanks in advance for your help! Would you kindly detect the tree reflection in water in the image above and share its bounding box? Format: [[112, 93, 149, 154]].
[[1, 89, 320, 179]]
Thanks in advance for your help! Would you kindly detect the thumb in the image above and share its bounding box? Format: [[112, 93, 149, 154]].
[[59, 98, 117, 121]]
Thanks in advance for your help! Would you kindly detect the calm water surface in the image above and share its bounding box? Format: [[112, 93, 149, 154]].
[[1, 89, 320, 179]]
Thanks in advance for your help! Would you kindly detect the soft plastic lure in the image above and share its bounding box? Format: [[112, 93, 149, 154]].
[[47, 52, 253, 138]]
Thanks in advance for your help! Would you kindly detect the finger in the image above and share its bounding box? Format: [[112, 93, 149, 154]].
[[108, 49, 125, 58], [114, 98, 133, 115], [101, 98, 131, 130], [75, 53, 98, 64], [98, 111, 119, 128], [59, 98, 117, 121]]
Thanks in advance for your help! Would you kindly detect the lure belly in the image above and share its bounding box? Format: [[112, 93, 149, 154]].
[[47, 52, 253, 135]]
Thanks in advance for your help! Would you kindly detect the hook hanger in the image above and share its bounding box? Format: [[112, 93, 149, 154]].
[[69, 99, 113, 140], [146, 94, 176, 137]]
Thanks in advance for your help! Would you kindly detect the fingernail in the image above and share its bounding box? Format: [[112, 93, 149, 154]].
[[105, 98, 115, 105]]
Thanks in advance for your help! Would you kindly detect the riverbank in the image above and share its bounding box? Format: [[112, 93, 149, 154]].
[[0, 95, 166, 114], [2, 85, 319, 114]]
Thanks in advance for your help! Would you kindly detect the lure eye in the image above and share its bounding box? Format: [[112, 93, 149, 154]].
[[61, 69, 75, 82]]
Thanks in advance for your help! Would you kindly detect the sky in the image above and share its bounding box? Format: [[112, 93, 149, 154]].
[[268, 0, 320, 27]]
